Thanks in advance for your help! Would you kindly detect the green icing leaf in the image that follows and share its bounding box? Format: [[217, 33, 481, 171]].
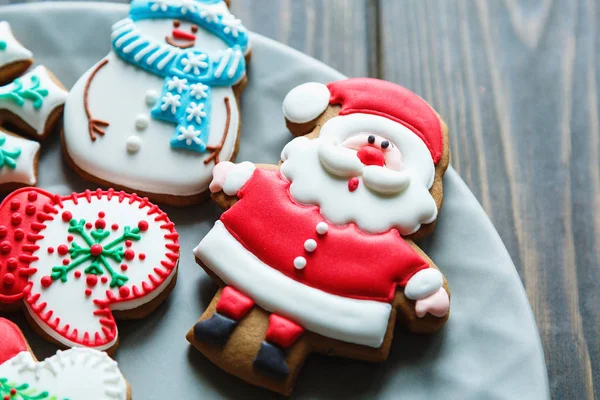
[[0, 74, 48, 109], [0, 41, 6, 51], [0, 135, 21, 170], [0, 377, 61, 399]]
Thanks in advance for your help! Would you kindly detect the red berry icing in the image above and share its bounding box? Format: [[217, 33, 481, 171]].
[[47, 246, 54, 254], [62, 259, 70, 266], [27, 191, 37, 201], [138, 220, 149, 231], [67, 235, 74, 242], [6, 258, 17, 270], [98, 211, 105, 218], [9, 201, 19, 211], [41, 276, 53, 288], [25, 204, 36, 216], [125, 240, 132, 248], [2, 273, 15, 287], [13, 229, 24, 241], [74, 271, 82, 278], [62, 211, 72, 222], [85, 289, 92, 296], [95, 219, 106, 229], [139, 253, 146, 261], [57, 244, 69, 256], [86, 275, 98, 287], [124, 249, 135, 261], [111, 223, 119, 230], [120, 264, 128, 271], [90, 244, 103, 256], [101, 276, 108, 284], [119, 286, 130, 297], [85, 222, 93, 229], [11, 213, 21, 226], [0, 241, 12, 254]]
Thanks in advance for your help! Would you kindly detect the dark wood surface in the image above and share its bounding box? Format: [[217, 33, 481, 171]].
[[2, 0, 597, 399]]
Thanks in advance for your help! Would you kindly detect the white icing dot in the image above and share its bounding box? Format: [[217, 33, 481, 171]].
[[316, 222, 328, 235], [135, 114, 149, 130], [304, 239, 317, 252], [145, 90, 159, 107], [294, 256, 307, 270], [126, 135, 142, 153]]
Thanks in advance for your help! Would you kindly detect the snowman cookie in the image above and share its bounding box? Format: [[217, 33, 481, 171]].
[[0, 187, 180, 354], [0, 318, 130, 400], [188, 78, 451, 395], [63, 0, 251, 206]]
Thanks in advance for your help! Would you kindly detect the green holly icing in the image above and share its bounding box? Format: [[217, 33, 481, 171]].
[[50, 219, 143, 288], [0, 41, 6, 51], [0, 136, 21, 170], [0, 378, 64, 400], [0, 75, 48, 109]]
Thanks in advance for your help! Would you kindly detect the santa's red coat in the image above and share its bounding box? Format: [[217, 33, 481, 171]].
[[220, 168, 430, 303]]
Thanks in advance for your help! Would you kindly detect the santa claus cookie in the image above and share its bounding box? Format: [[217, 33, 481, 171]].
[[63, 0, 251, 206], [0, 318, 130, 400], [0, 187, 180, 354], [187, 78, 451, 395]]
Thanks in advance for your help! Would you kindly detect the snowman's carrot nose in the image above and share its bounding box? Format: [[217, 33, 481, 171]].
[[172, 29, 196, 41]]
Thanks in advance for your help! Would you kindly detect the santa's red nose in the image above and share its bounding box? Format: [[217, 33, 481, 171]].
[[357, 146, 385, 166], [172, 29, 196, 41]]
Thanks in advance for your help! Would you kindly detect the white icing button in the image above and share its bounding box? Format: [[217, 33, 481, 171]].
[[145, 90, 159, 107], [126, 135, 142, 153], [294, 256, 307, 270], [316, 222, 328, 235], [304, 239, 317, 252], [135, 114, 149, 130]]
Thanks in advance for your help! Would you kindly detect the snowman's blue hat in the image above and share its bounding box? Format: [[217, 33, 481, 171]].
[[129, 0, 249, 52]]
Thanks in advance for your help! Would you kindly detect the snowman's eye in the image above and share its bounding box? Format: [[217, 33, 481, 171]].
[[367, 135, 375, 144], [173, 20, 181, 28], [381, 141, 390, 149], [191, 25, 199, 33]]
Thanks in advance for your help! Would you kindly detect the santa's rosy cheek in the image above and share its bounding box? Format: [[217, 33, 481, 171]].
[[383, 147, 403, 171]]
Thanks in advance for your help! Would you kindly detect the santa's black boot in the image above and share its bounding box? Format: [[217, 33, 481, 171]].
[[193, 312, 237, 346], [254, 341, 290, 377]]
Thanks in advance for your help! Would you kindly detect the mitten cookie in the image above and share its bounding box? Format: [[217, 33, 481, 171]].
[[0, 22, 33, 85], [187, 78, 451, 395], [63, 0, 251, 206], [0, 318, 130, 400], [0, 188, 180, 354]]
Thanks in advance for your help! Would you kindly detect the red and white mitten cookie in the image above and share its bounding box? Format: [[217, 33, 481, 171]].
[[0, 188, 179, 354], [188, 78, 451, 395], [0, 318, 130, 399]]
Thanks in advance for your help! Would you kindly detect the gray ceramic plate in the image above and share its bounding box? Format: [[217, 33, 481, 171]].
[[0, 3, 549, 399]]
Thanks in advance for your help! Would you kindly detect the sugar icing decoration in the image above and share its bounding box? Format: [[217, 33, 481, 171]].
[[107, 0, 248, 154], [191, 79, 450, 381], [0, 130, 39, 187], [0, 188, 179, 351], [0, 318, 128, 400], [0, 22, 33, 74], [0, 66, 67, 137]]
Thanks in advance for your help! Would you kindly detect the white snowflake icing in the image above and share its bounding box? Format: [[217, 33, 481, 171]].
[[150, 0, 170, 12], [222, 15, 244, 38], [189, 83, 209, 99], [180, 0, 197, 14], [166, 76, 189, 93], [176, 125, 203, 146], [181, 53, 208, 75], [200, 9, 221, 23], [160, 92, 181, 114], [186, 102, 207, 124]]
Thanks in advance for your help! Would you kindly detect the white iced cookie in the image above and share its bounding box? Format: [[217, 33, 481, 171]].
[[0, 129, 40, 188], [0, 21, 33, 81], [0, 318, 129, 400], [63, 0, 252, 205]]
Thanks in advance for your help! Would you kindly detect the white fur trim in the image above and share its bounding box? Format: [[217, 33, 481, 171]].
[[223, 161, 255, 195], [404, 268, 443, 300], [282, 82, 330, 124], [195, 221, 392, 348]]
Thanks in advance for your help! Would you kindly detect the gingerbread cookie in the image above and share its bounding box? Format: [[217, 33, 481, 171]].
[[0, 318, 130, 400], [0, 22, 33, 85], [63, 0, 251, 206], [0, 187, 180, 354], [187, 78, 451, 395], [0, 129, 40, 191]]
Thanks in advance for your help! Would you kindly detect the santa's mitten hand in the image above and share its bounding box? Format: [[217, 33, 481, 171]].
[[210, 161, 256, 196], [415, 288, 449, 318], [405, 269, 449, 318]]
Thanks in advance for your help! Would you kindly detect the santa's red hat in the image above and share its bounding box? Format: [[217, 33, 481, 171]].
[[282, 78, 444, 164]]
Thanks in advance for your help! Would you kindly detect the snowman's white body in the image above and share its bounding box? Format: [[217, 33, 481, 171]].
[[64, 11, 245, 198]]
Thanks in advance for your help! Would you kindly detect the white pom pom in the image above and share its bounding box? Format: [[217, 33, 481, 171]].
[[282, 82, 331, 124]]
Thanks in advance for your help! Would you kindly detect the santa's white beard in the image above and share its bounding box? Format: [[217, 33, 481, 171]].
[[280, 138, 438, 235]]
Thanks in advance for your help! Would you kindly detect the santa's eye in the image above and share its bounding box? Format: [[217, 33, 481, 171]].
[[191, 25, 199, 33], [173, 20, 181, 28], [367, 135, 375, 144], [381, 141, 390, 149]]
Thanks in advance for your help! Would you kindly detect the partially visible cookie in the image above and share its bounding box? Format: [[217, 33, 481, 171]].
[[0, 21, 33, 84], [0, 187, 180, 355], [0, 128, 40, 190], [0, 318, 131, 400]]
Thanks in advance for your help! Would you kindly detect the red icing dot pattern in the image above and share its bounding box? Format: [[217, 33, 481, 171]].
[[101, 276, 108, 284], [62, 259, 70, 266], [25, 204, 36, 216], [3, 273, 15, 286], [27, 191, 37, 201], [111, 223, 119, 230], [139, 253, 146, 261], [0, 226, 6, 238], [124, 249, 135, 261], [0, 241, 12, 254], [13, 229, 24, 241], [138, 220, 149, 231], [67, 235, 74, 242], [41, 276, 52, 288], [98, 211, 105, 218], [85, 289, 92, 296], [62, 211, 73, 222], [86, 275, 98, 287], [10, 201, 19, 211], [6, 258, 17, 270], [125, 240, 132, 248], [119, 286, 130, 297], [120, 264, 128, 271], [90, 244, 103, 256], [95, 219, 106, 229], [47, 246, 54, 254], [11, 213, 21, 226], [74, 271, 82, 278], [85, 222, 93, 229], [57, 244, 69, 256]]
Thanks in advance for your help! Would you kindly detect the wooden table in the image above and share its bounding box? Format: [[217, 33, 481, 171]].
[[4, 1, 597, 399]]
